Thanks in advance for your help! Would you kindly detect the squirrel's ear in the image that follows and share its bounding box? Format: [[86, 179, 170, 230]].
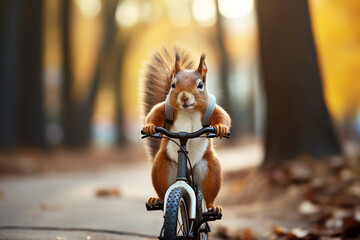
[[173, 52, 181, 76], [196, 53, 207, 82]]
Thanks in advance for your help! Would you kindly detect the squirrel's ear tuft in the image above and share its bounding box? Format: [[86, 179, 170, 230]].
[[173, 52, 181, 76], [197, 53, 207, 82]]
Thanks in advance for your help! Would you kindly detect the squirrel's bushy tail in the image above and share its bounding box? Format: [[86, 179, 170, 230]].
[[141, 46, 195, 159]]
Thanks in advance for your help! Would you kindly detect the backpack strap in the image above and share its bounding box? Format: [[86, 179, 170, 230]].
[[164, 94, 173, 130], [201, 93, 216, 127], [164, 93, 216, 129]]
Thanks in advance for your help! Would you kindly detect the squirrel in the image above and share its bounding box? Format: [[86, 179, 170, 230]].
[[141, 47, 231, 214]]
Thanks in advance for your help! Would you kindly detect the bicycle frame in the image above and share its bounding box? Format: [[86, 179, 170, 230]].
[[163, 133, 197, 219], [141, 127, 230, 236]]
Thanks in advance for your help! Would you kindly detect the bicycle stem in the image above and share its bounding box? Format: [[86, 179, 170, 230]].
[[176, 131, 190, 182]]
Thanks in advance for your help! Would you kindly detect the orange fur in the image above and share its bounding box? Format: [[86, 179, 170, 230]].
[[144, 102, 166, 134], [211, 105, 231, 138], [151, 147, 170, 200], [201, 142, 222, 209]]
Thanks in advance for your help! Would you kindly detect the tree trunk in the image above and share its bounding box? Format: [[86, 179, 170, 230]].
[[16, 0, 45, 148], [214, 0, 236, 133], [0, 0, 45, 150], [113, 36, 130, 144], [0, 0, 23, 151], [256, 0, 342, 164], [84, 0, 118, 143], [61, 0, 120, 147], [61, 0, 78, 146]]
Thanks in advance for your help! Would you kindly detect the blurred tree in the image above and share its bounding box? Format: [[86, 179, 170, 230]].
[[17, 0, 46, 148], [0, 0, 45, 151], [0, 0, 22, 150], [214, 0, 235, 134], [256, 0, 342, 164], [61, 0, 79, 146], [113, 35, 129, 144], [104, 1, 148, 145], [102, 0, 130, 145], [112, 23, 148, 144], [309, 0, 360, 142], [61, 0, 126, 147]]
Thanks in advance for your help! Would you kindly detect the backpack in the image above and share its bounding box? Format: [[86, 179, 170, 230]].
[[164, 94, 216, 130]]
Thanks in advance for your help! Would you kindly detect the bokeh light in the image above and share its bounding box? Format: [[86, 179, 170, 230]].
[[115, 1, 139, 27], [76, 0, 101, 17], [138, 2, 152, 23], [168, 0, 191, 28], [218, 0, 254, 19], [192, 0, 217, 27]]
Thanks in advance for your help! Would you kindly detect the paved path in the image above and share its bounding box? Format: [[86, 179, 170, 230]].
[[0, 143, 262, 239]]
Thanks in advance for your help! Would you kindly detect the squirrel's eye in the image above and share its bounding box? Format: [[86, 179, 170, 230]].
[[171, 82, 176, 88], [197, 81, 204, 89]]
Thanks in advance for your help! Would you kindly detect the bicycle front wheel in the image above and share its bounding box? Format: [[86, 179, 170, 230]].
[[163, 187, 190, 240]]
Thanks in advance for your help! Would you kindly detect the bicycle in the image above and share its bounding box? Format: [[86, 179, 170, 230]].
[[141, 126, 230, 240]]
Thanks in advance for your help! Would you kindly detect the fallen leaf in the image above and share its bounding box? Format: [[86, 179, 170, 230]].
[[273, 225, 287, 236], [243, 228, 257, 240], [355, 207, 360, 222], [298, 200, 320, 214], [40, 203, 61, 211], [340, 168, 354, 182], [288, 163, 312, 183], [95, 187, 121, 198], [287, 228, 309, 239], [347, 184, 360, 197]]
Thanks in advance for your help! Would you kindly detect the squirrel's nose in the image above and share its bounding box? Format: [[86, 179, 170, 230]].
[[181, 94, 189, 102]]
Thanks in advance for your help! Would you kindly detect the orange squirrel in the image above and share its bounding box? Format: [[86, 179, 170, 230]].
[[141, 47, 231, 213]]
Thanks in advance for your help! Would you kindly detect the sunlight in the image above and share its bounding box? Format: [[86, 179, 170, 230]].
[[168, 1, 191, 28], [218, 0, 254, 19], [138, 2, 152, 23], [192, 0, 217, 27], [76, 0, 101, 17], [115, 1, 139, 28]]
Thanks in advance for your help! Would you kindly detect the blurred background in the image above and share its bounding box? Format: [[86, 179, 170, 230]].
[[1, 0, 359, 163], [1, 0, 360, 238]]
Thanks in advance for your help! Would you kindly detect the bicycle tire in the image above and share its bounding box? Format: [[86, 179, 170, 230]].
[[163, 188, 190, 239]]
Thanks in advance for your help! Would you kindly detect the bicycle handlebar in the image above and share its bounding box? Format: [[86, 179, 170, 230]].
[[141, 127, 230, 139]]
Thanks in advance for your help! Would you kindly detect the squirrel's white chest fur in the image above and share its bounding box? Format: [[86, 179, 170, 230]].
[[167, 110, 209, 187]]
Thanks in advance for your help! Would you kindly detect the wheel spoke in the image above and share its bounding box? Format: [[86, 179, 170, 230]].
[[177, 208, 183, 235], [177, 199, 187, 236], [177, 219, 182, 235]]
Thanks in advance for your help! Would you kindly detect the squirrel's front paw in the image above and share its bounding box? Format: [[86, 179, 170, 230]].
[[214, 124, 229, 138], [208, 205, 223, 216], [147, 197, 161, 207], [142, 123, 156, 135]]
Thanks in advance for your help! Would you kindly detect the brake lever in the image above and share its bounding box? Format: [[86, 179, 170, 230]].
[[206, 131, 231, 139], [153, 133, 162, 138], [141, 135, 150, 139], [207, 133, 217, 138], [141, 132, 162, 139]]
